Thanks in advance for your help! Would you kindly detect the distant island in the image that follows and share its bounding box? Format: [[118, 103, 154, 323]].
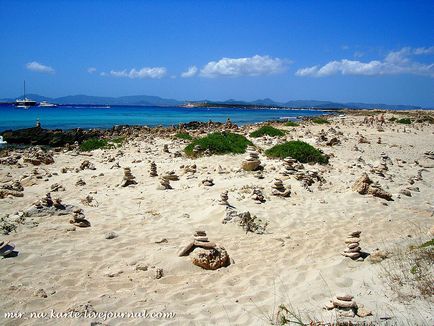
[[0, 94, 428, 110]]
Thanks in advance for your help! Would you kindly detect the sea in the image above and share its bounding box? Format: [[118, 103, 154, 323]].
[[0, 104, 329, 132]]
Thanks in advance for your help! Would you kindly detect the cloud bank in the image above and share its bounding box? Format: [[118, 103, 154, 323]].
[[87, 67, 97, 74], [107, 67, 167, 79], [26, 61, 55, 74], [200, 55, 288, 77], [296, 46, 434, 77], [181, 66, 198, 78]]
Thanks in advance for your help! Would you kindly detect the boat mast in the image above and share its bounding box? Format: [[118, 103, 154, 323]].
[[23, 80, 26, 99]]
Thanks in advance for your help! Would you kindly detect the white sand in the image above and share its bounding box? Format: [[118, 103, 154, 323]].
[[1, 113, 433, 325]]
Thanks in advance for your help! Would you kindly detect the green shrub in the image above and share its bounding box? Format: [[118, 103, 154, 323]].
[[396, 118, 412, 124], [110, 137, 125, 144], [415, 116, 434, 124], [250, 126, 285, 138], [79, 138, 108, 151], [389, 117, 397, 122], [311, 117, 330, 124], [175, 132, 193, 140], [265, 140, 328, 164], [285, 121, 299, 127], [185, 132, 252, 157]]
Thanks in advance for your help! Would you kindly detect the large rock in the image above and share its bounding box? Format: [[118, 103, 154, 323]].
[[191, 247, 230, 270], [352, 173, 371, 194]]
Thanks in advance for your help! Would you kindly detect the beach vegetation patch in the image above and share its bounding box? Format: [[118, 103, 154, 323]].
[[79, 138, 108, 151], [250, 126, 285, 138], [265, 141, 328, 164], [311, 117, 330, 124], [184, 132, 251, 157], [175, 132, 193, 140], [285, 121, 299, 127], [396, 118, 412, 124]]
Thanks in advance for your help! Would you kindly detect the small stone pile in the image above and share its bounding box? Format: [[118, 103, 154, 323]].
[[50, 183, 65, 192], [75, 178, 86, 186], [342, 231, 363, 260], [271, 179, 291, 197], [120, 167, 137, 187], [23, 148, 54, 165], [251, 188, 266, 204], [358, 135, 370, 144], [178, 231, 230, 270], [163, 144, 169, 153], [69, 208, 91, 228], [0, 180, 24, 199], [352, 173, 392, 201], [192, 145, 201, 156], [242, 146, 261, 171], [80, 160, 96, 170], [218, 191, 229, 205], [158, 178, 172, 190], [324, 294, 372, 318], [281, 157, 297, 176], [149, 161, 158, 177], [162, 171, 179, 181], [202, 177, 214, 187]]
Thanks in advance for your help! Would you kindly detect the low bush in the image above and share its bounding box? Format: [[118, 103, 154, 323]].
[[265, 140, 328, 164], [185, 132, 251, 156], [250, 126, 285, 138], [311, 117, 330, 124], [175, 132, 193, 140], [285, 121, 299, 127], [396, 118, 412, 124], [79, 138, 108, 151]]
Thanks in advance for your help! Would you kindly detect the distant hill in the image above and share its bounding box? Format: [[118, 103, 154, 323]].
[[0, 94, 425, 110]]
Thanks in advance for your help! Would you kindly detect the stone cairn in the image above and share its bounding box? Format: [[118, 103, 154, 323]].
[[69, 208, 91, 228], [163, 144, 169, 153], [75, 178, 86, 186], [342, 231, 363, 260], [192, 145, 201, 156], [271, 178, 291, 197], [242, 146, 261, 171], [162, 171, 179, 181], [281, 157, 297, 176], [149, 161, 158, 177], [251, 188, 266, 204], [218, 191, 229, 205], [120, 167, 137, 187], [202, 177, 214, 187], [158, 177, 172, 190], [324, 294, 372, 318], [178, 231, 230, 270]]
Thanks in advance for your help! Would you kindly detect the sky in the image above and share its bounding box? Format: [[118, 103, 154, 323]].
[[0, 0, 433, 107]]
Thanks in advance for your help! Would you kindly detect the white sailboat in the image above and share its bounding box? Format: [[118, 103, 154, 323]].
[[15, 81, 37, 109]]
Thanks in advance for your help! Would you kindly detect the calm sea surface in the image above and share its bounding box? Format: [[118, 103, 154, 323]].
[[0, 105, 328, 131]]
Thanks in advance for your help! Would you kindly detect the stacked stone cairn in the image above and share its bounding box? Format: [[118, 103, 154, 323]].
[[242, 146, 261, 171], [178, 231, 230, 270], [158, 177, 172, 190], [251, 188, 266, 204], [271, 178, 291, 197], [202, 177, 214, 187], [120, 167, 137, 187], [69, 208, 91, 228], [163, 144, 169, 153], [342, 231, 363, 260], [218, 191, 229, 205], [281, 157, 297, 176], [193, 145, 201, 156], [162, 171, 179, 181], [149, 161, 158, 177]]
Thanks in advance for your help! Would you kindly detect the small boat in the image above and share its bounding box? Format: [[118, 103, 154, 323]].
[[0, 136, 7, 145], [38, 101, 58, 107], [15, 81, 37, 109]]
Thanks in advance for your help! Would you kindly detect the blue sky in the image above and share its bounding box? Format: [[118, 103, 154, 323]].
[[1, 0, 433, 106]]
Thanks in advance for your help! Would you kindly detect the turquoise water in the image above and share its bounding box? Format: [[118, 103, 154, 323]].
[[0, 105, 327, 131]]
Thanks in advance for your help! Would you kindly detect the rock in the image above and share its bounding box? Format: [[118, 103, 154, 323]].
[[338, 308, 355, 318], [242, 146, 261, 171], [332, 297, 357, 308], [344, 237, 360, 244], [50, 183, 65, 192], [201, 177, 214, 187], [368, 249, 389, 263], [368, 186, 392, 201], [34, 288, 48, 298], [149, 161, 158, 177], [191, 247, 230, 270], [69, 209, 91, 228], [105, 232, 118, 239], [357, 307, 372, 317], [271, 179, 291, 197], [120, 167, 137, 187], [218, 191, 229, 205], [154, 268, 164, 279], [23, 147, 55, 165], [135, 264, 148, 271], [352, 173, 371, 194], [75, 178, 86, 186], [336, 294, 354, 301], [80, 160, 96, 170], [399, 189, 412, 197], [158, 178, 172, 190]]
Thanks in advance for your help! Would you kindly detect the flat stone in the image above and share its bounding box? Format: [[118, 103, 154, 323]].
[[336, 294, 354, 301], [342, 252, 361, 259], [345, 237, 360, 244], [347, 242, 359, 249], [105, 232, 118, 240], [348, 231, 361, 237], [357, 307, 372, 317], [178, 241, 195, 257], [344, 247, 361, 253], [332, 297, 357, 308]]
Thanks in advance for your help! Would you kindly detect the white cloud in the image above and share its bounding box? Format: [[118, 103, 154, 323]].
[[87, 67, 97, 74], [181, 66, 198, 78], [200, 55, 288, 77], [107, 67, 167, 79], [26, 61, 55, 74], [296, 46, 434, 77]]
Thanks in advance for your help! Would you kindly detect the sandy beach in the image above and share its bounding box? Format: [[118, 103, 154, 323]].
[[1, 111, 433, 325]]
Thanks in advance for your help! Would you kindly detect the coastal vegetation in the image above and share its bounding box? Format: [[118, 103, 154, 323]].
[[175, 132, 193, 140], [265, 140, 328, 164], [249, 126, 285, 138], [284, 121, 299, 127], [311, 117, 330, 124], [185, 132, 252, 156], [396, 118, 412, 124], [79, 137, 124, 151]]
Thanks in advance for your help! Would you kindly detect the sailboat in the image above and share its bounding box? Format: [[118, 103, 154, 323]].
[[15, 81, 37, 109]]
